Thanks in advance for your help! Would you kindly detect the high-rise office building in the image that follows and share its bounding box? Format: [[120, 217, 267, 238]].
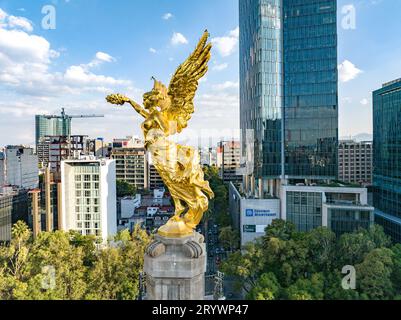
[[338, 140, 373, 186], [60, 158, 117, 240], [111, 137, 148, 190], [373, 79, 401, 242], [0, 146, 39, 190], [231, 1, 372, 237], [240, 0, 338, 196], [35, 114, 71, 147]]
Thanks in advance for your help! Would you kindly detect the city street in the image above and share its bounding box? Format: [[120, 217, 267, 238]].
[[201, 219, 243, 299]]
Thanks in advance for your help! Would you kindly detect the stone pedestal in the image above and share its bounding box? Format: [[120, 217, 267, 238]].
[[144, 232, 206, 300]]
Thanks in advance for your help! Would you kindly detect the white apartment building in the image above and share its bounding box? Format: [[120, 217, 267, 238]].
[[0, 146, 38, 189], [61, 158, 117, 241]]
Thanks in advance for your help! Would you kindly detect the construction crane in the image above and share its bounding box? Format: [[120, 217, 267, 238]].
[[43, 108, 104, 121], [62, 108, 104, 120], [41, 108, 105, 160]]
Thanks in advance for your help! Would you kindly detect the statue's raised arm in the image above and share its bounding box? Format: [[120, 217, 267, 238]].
[[106, 93, 149, 119]]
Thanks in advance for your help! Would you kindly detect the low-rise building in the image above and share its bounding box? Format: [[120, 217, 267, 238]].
[[281, 182, 374, 236], [229, 180, 375, 245], [120, 194, 141, 219], [229, 183, 280, 246]]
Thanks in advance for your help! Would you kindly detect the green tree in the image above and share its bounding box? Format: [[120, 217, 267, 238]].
[[263, 237, 309, 287], [337, 226, 391, 267], [324, 271, 360, 300], [221, 240, 265, 294], [219, 226, 239, 251], [264, 219, 296, 241], [86, 225, 152, 300], [247, 272, 281, 300], [305, 227, 336, 272], [356, 248, 394, 300], [26, 231, 87, 300], [391, 244, 401, 294], [0, 221, 31, 300], [116, 179, 137, 198], [285, 273, 325, 300]]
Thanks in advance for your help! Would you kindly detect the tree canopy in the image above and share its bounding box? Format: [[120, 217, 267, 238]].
[[0, 222, 151, 300], [222, 219, 401, 300]]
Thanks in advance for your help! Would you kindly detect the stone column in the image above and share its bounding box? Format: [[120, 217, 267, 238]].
[[144, 232, 206, 300]]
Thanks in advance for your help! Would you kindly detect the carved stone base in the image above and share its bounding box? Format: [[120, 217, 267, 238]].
[[144, 232, 206, 300]]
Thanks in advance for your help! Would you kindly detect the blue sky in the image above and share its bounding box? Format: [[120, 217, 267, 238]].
[[0, 0, 399, 147]]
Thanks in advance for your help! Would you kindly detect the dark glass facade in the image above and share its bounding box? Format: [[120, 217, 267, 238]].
[[328, 208, 373, 237], [286, 191, 322, 232], [240, 0, 283, 179], [373, 79, 401, 242], [283, 0, 338, 178], [240, 0, 338, 181], [35, 115, 71, 146]]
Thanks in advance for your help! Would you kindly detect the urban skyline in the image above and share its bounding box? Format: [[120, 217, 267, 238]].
[[1, 0, 401, 303], [0, 0, 400, 147]]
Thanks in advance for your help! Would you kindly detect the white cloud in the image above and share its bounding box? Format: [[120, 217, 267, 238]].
[[8, 15, 33, 32], [87, 51, 115, 68], [149, 47, 157, 54], [212, 62, 228, 71], [171, 32, 188, 45], [360, 98, 369, 105], [95, 51, 114, 63], [213, 81, 239, 90], [338, 60, 363, 82], [0, 18, 130, 97], [0, 8, 7, 21], [0, 8, 33, 32], [211, 27, 239, 57], [229, 27, 239, 38], [163, 13, 173, 20], [64, 65, 129, 87]]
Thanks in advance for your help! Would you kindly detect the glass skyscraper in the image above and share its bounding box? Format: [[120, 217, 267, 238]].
[[240, 0, 338, 195], [35, 111, 71, 146], [373, 79, 401, 242]]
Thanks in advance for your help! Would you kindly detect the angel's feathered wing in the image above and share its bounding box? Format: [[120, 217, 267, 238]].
[[166, 31, 212, 133]]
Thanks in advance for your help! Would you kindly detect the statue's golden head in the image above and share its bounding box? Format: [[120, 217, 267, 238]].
[[143, 77, 170, 111]]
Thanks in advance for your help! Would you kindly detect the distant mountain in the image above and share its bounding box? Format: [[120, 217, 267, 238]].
[[340, 133, 373, 142]]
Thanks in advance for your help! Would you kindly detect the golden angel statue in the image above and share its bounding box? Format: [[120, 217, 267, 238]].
[[106, 31, 214, 238]]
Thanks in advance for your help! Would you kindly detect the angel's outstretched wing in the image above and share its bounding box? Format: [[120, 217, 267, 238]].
[[166, 30, 212, 133]]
